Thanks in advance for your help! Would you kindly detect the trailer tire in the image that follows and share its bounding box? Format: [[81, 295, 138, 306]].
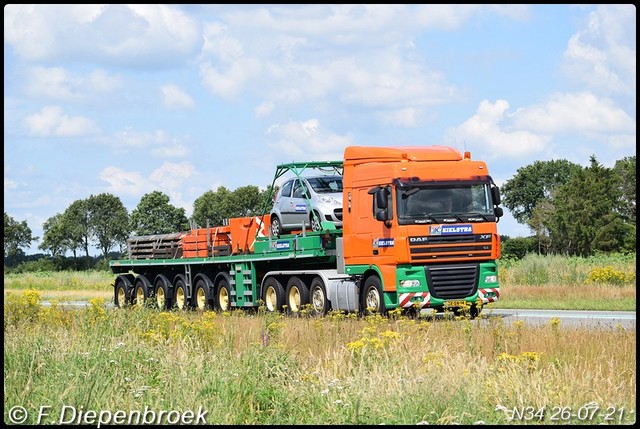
[[133, 275, 152, 307], [173, 277, 188, 310], [286, 276, 309, 314], [360, 276, 386, 316], [154, 274, 172, 310], [215, 279, 231, 312], [114, 277, 131, 308], [309, 276, 330, 317], [263, 277, 285, 312], [194, 279, 212, 311]]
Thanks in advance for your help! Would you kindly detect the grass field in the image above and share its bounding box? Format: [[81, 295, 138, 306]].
[[3, 254, 636, 424], [3, 291, 636, 425]]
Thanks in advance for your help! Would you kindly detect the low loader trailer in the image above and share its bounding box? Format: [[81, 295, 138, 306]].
[[110, 145, 503, 317]]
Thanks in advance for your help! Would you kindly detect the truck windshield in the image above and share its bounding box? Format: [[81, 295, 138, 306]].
[[396, 181, 494, 224]]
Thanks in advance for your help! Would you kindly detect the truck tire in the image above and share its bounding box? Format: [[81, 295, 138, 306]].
[[286, 276, 309, 314], [309, 276, 330, 317], [154, 274, 171, 310], [114, 277, 132, 308], [173, 276, 188, 310], [215, 279, 231, 312], [263, 277, 285, 312], [361, 276, 386, 316]]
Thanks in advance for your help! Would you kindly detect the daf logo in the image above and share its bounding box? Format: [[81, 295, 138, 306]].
[[409, 236, 429, 244]]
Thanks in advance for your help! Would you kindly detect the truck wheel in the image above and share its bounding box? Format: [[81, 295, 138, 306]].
[[470, 304, 483, 319], [310, 211, 322, 231], [286, 276, 309, 314], [154, 274, 171, 310], [263, 277, 285, 312], [173, 277, 187, 310], [309, 276, 330, 317], [216, 280, 231, 312], [271, 215, 283, 237], [194, 279, 211, 311], [114, 278, 131, 308], [361, 276, 386, 316]]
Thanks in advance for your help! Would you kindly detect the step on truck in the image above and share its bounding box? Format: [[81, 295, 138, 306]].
[[110, 145, 503, 317]]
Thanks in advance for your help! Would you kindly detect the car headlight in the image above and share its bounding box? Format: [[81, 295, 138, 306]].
[[319, 196, 340, 204]]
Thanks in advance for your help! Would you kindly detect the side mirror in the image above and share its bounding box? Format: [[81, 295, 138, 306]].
[[491, 186, 501, 206], [494, 206, 503, 218]]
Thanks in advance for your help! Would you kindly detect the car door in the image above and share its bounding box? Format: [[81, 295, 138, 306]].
[[284, 178, 310, 228]]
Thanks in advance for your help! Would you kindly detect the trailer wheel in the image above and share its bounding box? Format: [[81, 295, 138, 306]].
[[361, 276, 386, 316], [114, 278, 131, 308], [263, 277, 285, 312], [133, 275, 152, 307], [194, 279, 212, 311], [216, 279, 231, 312], [286, 276, 309, 314], [309, 276, 330, 317], [154, 274, 171, 310], [173, 278, 187, 310]]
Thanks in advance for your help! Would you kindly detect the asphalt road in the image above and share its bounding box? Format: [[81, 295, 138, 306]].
[[42, 301, 635, 329], [480, 308, 636, 329]]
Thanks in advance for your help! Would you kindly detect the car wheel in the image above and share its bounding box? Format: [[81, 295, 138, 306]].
[[310, 211, 322, 231], [271, 215, 283, 237]]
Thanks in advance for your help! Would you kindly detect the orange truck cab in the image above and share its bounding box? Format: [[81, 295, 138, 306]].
[[338, 145, 503, 317]]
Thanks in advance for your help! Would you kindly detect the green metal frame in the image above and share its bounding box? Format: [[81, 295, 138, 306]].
[[259, 160, 344, 237]]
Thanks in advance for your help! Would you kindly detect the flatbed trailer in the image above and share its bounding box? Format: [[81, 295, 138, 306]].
[[110, 145, 503, 317]]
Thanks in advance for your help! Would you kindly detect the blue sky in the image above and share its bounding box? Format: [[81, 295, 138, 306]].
[[4, 4, 636, 256]]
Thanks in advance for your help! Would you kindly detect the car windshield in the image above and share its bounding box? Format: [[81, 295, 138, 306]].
[[306, 176, 343, 194]]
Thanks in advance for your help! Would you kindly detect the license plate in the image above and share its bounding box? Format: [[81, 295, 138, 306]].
[[445, 300, 467, 307]]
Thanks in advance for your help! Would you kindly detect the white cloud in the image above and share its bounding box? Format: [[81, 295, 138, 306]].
[[445, 100, 550, 158], [512, 92, 636, 135], [23, 106, 99, 137], [107, 129, 191, 158], [26, 67, 123, 102], [266, 119, 352, 161], [161, 84, 195, 110], [4, 4, 201, 67], [99, 162, 196, 213], [562, 4, 636, 96]]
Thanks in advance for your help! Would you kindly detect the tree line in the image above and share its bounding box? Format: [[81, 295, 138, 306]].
[[4, 154, 636, 270], [4, 185, 273, 270]]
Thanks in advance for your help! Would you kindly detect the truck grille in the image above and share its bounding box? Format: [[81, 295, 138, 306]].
[[426, 264, 478, 299], [408, 233, 492, 262]]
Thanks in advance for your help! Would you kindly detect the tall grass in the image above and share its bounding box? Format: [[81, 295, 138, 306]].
[[3, 291, 636, 425], [497, 253, 636, 311]]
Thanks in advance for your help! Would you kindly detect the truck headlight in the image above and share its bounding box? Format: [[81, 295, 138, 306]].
[[484, 275, 498, 283], [400, 279, 421, 288]]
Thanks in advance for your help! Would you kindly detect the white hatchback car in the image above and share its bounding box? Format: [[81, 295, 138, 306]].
[[270, 175, 343, 236]]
